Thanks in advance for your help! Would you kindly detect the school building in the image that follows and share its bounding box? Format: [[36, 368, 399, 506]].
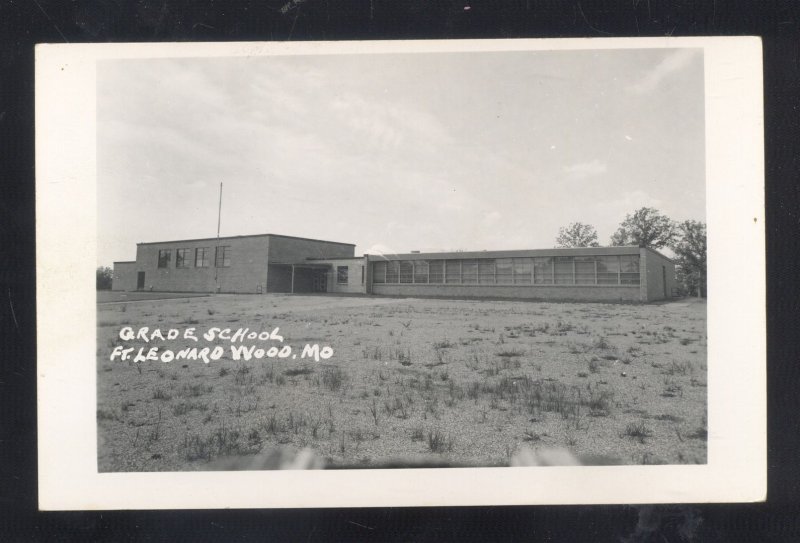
[[112, 233, 676, 302]]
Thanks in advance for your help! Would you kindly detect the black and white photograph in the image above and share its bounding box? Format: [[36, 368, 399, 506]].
[[95, 46, 707, 472], [36, 38, 764, 509]]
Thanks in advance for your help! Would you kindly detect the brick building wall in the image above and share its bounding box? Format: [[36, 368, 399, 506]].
[[371, 284, 641, 302], [111, 261, 137, 291], [641, 248, 677, 301], [134, 235, 271, 294]]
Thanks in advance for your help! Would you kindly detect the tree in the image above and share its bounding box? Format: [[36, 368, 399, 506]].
[[609, 207, 678, 249], [555, 222, 600, 248], [96, 266, 113, 290], [671, 220, 706, 298]]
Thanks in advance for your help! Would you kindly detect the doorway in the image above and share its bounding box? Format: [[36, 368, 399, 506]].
[[137, 271, 145, 290], [662, 266, 667, 298], [312, 270, 328, 293]]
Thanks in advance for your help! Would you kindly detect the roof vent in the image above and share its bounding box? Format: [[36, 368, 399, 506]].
[[410, 250, 420, 254]]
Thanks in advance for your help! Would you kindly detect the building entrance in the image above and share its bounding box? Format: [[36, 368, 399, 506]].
[[312, 270, 328, 293]]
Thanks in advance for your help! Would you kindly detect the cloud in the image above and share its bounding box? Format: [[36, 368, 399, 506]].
[[563, 159, 607, 179], [628, 49, 700, 95]]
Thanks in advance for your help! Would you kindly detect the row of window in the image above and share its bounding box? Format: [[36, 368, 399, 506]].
[[371, 256, 640, 286], [157, 246, 231, 269]]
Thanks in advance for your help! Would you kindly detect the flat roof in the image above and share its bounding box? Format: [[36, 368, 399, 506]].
[[113, 260, 136, 264], [137, 233, 356, 247], [306, 256, 366, 261], [366, 246, 645, 261]]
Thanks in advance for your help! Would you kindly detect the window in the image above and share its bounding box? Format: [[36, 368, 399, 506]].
[[496, 259, 513, 284], [372, 261, 386, 283], [620, 255, 640, 285], [596, 256, 620, 285], [176, 248, 191, 268], [533, 257, 553, 284], [157, 249, 171, 268], [554, 257, 574, 284], [215, 246, 231, 268], [445, 260, 461, 283], [399, 261, 414, 283], [429, 260, 444, 283], [575, 257, 596, 285], [337, 266, 349, 284], [195, 247, 210, 268], [414, 260, 429, 283], [386, 261, 399, 283], [462, 260, 478, 284], [478, 260, 496, 284], [513, 258, 533, 284]]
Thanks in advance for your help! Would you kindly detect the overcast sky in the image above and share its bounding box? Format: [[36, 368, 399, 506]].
[[97, 47, 705, 266]]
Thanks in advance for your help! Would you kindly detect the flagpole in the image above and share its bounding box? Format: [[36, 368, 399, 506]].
[[214, 182, 222, 292]]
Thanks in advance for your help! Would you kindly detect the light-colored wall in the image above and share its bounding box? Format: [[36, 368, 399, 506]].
[[641, 248, 676, 301], [324, 258, 367, 294], [111, 262, 138, 291], [370, 284, 640, 302], [135, 236, 271, 294]]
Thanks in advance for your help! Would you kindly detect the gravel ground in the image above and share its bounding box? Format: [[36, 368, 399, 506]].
[[97, 293, 707, 471]]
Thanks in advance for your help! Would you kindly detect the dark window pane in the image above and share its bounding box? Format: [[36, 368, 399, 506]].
[[554, 257, 574, 284], [534, 257, 553, 284], [373, 261, 386, 283], [462, 260, 478, 284], [386, 261, 399, 283], [513, 258, 532, 284], [445, 260, 461, 284], [478, 260, 495, 284], [195, 248, 209, 268], [496, 258, 513, 284], [157, 250, 171, 268], [337, 266, 348, 284], [429, 260, 444, 283], [575, 257, 595, 285], [414, 260, 429, 283], [399, 261, 413, 283]]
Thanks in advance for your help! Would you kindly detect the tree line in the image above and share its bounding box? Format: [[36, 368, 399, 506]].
[[555, 207, 706, 298]]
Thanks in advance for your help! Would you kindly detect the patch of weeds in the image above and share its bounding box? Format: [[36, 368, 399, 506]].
[[426, 428, 454, 453], [587, 389, 614, 417], [284, 366, 315, 377], [321, 366, 345, 392], [433, 339, 455, 349], [623, 421, 653, 444], [410, 426, 425, 441], [97, 408, 118, 421], [233, 364, 252, 385], [496, 348, 525, 358], [152, 387, 172, 401], [363, 346, 383, 360], [592, 335, 611, 350], [523, 429, 541, 442], [661, 379, 684, 398], [396, 349, 412, 366], [577, 371, 589, 378], [207, 308, 215, 315], [218, 367, 230, 377], [173, 400, 208, 416], [654, 414, 684, 423], [588, 358, 601, 374], [664, 361, 692, 376], [180, 382, 214, 397]]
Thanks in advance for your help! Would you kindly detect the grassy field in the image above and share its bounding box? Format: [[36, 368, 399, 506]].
[[97, 294, 707, 471]]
